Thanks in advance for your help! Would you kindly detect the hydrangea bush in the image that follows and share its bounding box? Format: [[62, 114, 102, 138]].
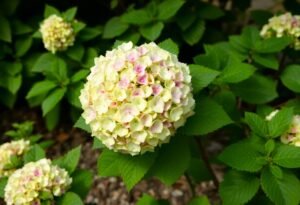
[[2, 0, 300, 204]]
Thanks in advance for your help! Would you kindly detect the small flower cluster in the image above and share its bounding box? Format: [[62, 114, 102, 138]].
[[40, 14, 75, 53], [5, 158, 72, 205], [260, 13, 300, 50], [266, 110, 300, 146], [0, 139, 30, 177], [80, 42, 195, 155]]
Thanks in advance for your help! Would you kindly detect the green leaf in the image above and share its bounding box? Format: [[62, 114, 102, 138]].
[[66, 45, 84, 62], [187, 158, 212, 183], [188, 196, 210, 205], [12, 20, 33, 35], [149, 135, 190, 186], [92, 138, 104, 149], [32, 53, 61, 73], [67, 83, 82, 108], [74, 116, 91, 133], [137, 194, 160, 205], [121, 9, 152, 25], [252, 53, 278, 70], [198, 4, 224, 20], [97, 149, 120, 177], [220, 170, 260, 205], [57, 192, 83, 205], [180, 97, 232, 135], [98, 149, 157, 190], [280, 65, 300, 93], [72, 21, 86, 33], [78, 26, 102, 41], [261, 168, 300, 205], [45, 103, 60, 130], [54, 146, 81, 174], [44, 5, 60, 18], [245, 112, 269, 137], [23, 144, 46, 163], [0, 177, 8, 198], [217, 57, 256, 83], [273, 144, 300, 168], [0, 15, 11, 42], [219, 140, 264, 172], [254, 37, 291, 53], [158, 38, 179, 55], [26, 80, 57, 99], [182, 20, 205, 46], [231, 74, 278, 104], [157, 0, 185, 20], [7, 75, 21, 94], [70, 70, 89, 84], [268, 107, 293, 137], [15, 36, 32, 57], [82, 47, 98, 68], [103, 17, 129, 39], [189, 64, 220, 93], [270, 165, 283, 179], [70, 169, 93, 199], [241, 26, 260, 49], [62, 7, 77, 21], [140, 22, 164, 41], [265, 139, 275, 155], [42, 88, 66, 116]]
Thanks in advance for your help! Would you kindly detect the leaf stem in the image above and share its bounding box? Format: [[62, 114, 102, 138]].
[[184, 172, 196, 197], [196, 137, 219, 189]]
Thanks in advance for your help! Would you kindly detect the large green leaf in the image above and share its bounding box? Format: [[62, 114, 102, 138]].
[[254, 37, 291, 53], [26, 80, 57, 99], [273, 144, 300, 168], [252, 53, 278, 70], [62, 7, 77, 21], [261, 168, 300, 205], [219, 140, 264, 172], [231, 74, 278, 104], [0, 15, 11, 42], [188, 196, 210, 205], [280, 65, 300, 93], [103, 17, 129, 39], [23, 144, 46, 163], [44, 4, 60, 18], [149, 135, 190, 185], [98, 149, 157, 190], [137, 194, 160, 205], [42, 88, 66, 116], [217, 57, 256, 83], [140, 22, 164, 41], [74, 116, 91, 133], [45, 103, 60, 130], [220, 170, 260, 205], [189, 64, 220, 93], [70, 169, 93, 199], [180, 97, 232, 135], [268, 107, 293, 138], [183, 20, 205, 46], [157, 0, 185, 20], [121, 9, 152, 25], [57, 192, 83, 205], [0, 177, 8, 198], [53, 146, 81, 174], [244, 112, 269, 137], [158, 38, 179, 55], [15, 36, 32, 57]]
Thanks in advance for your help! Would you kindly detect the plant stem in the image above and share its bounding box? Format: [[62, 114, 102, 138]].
[[184, 172, 196, 197], [196, 137, 219, 189]]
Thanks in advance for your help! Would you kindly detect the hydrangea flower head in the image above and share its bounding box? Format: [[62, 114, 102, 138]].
[[260, 13, 300, 49], [0, 139, 30, 177], [266, 110, 300, 146], [80, 42, 195, 155], [40, 14, 75, 53], [4, 158, 72, 205]]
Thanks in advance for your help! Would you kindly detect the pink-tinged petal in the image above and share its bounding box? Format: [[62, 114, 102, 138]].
[[118, 77, 130, 88], [152, 84, 163, 95], [137, 46, 148, 55], [171, 87, 182, 103], [132, 88, 144, 97], [150, 120, 163, 134], [113, 59, 125, 71], [151, 55, 162, 62], [134, 64, 146, 75], [137, 74, 148, 85], [127, 51, 139, 62], [141, 114, 152, 127]]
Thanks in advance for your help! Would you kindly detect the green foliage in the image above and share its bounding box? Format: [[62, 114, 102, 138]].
[[57, 192, 83, 205], [23, 144, 46, 163], [53, 146, 81, 174]]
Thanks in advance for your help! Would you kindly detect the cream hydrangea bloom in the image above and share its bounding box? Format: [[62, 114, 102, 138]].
[[4, 158, 72, 205], [80, 42, 195, 155], [260, 13, 300, 50], [266, 110, 300, 146], [0, 139, 30, 177], [40, 14, 75, 53]]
